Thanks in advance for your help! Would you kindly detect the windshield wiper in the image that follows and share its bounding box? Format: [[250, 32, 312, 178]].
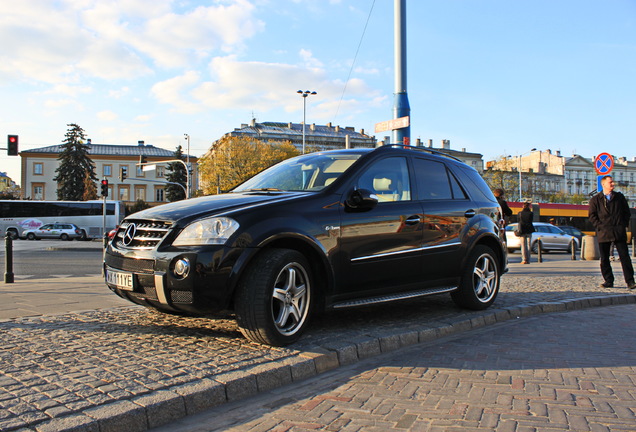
[[240, 188, 284, 192]]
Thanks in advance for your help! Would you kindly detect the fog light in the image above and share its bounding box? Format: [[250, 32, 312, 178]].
[[173, 258, 190, 278]]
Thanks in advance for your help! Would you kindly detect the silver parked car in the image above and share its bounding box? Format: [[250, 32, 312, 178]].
[[505, 222, 579, 254], [22, 223, 83, 241]]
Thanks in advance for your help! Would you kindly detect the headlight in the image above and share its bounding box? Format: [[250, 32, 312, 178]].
[[173, 217, 240, 246]]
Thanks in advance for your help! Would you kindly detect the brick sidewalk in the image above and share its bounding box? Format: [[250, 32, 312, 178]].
[[1, 257, 635, 432], [166, 304, 636, 431]]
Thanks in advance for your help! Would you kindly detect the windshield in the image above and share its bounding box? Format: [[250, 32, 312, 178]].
[[233, 152, 363, 192]]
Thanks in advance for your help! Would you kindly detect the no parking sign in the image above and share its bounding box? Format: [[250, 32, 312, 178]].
[[594, 152, 614, 193]]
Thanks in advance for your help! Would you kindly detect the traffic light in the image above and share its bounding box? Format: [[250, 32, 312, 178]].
[[7, 135, 18, 156], [139, 155, 147, 165], [120, 166, 127, 181], [101, 179, 109, 197]]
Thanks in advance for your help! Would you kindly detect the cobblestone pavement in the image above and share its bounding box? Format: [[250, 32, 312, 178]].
[[156, 304, 636, 432], [0, 257, 635, 432]]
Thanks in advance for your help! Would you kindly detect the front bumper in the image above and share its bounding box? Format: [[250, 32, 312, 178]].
[[103, 246, 244, 314]]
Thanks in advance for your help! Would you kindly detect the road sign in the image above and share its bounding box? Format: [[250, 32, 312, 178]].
[[374, 116, 410, 133], [594, 153, 614, 175]]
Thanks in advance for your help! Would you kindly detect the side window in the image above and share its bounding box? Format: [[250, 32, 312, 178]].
[[356, 157, 411, 202], [412, 158, 453, 200]]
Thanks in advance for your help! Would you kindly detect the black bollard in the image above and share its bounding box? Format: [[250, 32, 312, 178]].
[[571, 240, 576, 260], [4, 232, 14, 283], [537, 238, 543, 263]]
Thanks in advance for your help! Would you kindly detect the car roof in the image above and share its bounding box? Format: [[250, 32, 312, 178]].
[[315, 145, 466, 164]]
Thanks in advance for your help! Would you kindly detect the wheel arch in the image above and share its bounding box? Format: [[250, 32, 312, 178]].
[[467, 232, 506, 274], [228, 235, 333, 312]]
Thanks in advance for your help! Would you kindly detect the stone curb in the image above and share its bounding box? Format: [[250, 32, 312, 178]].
[[28, 293, 636, 432]]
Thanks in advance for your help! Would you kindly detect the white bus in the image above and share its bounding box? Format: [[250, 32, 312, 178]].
[[0, 200, 125, 240]]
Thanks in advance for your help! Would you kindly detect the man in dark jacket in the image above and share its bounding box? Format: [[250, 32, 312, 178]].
[[588, 175, 635, 289], [493, 188, 513, 225]]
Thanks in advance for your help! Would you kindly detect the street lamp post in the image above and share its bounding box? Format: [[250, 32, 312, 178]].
[[297, 90, 317, 154], [184, 134, 190, 198], [518, 148, 537, 201]]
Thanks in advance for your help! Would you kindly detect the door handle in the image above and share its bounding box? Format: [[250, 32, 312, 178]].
[[405, 215, 422, 225], [464, 209, 476, 218]]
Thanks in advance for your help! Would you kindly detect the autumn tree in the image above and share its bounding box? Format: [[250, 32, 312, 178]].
[[482, 155, 519, 196], [53, 123, 97, 200], [82, 171, 98, 200], [199, 136, 299, 195]]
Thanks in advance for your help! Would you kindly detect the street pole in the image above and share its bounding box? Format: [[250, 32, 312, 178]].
[[184, 134, 190, 198], [297, 90, 316, 154], [518, 148, 537, 201], [518, 155, 522, 202], [393, 0, 410, 145]]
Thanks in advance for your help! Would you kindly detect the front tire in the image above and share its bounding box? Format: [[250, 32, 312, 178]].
[[531, 241, 540, 254], [27, 233, 36, 240], [235, 249, 313, 346], [451, 245, 500, 310]]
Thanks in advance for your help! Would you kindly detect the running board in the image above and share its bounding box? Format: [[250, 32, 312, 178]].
[[332, 286, 457, 309]]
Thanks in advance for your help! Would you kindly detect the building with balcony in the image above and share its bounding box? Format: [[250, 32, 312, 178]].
[[221, 119, 377, 150], [486, 150, 636, 206], [19, 140, 197, 205]]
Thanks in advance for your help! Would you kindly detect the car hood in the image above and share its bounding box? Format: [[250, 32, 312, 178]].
[[128, 191, 312, 224]]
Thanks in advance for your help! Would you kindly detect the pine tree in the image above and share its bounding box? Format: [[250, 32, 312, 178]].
[[165, 145, 187, 202], [53, 124, 97, 200]]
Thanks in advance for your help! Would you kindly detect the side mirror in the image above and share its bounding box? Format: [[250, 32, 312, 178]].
[[345, 188, 378, 211]]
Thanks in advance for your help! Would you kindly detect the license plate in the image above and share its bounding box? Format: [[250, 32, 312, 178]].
[[106, 268, 134, 291]]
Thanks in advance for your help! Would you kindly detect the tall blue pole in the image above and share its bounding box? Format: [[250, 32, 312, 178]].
[[393, 0, 410, 145]]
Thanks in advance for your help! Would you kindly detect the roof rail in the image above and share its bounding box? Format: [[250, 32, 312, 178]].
[[382, 144, 464, 163]]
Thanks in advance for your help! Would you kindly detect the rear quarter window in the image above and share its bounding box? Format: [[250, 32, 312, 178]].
[[452, 164, 497, 202]]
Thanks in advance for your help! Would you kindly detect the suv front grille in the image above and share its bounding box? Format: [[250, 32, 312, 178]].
[[113, 219, 173, 249]]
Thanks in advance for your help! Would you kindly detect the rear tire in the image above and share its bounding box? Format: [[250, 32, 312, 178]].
[[60, 234, 69, 241], [235, 249, 313, 346], [451, 245, 500, 310]]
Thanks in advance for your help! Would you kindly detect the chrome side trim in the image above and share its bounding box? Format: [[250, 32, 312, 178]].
[[351, 241, 461, 262], [154, 273, 168, 304], [332, 286, 457, 309]]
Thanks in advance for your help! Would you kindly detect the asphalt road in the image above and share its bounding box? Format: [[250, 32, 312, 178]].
[[0, 238, 104, 278]]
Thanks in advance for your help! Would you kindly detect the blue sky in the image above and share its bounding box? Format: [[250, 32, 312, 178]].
[[1, 0, 636, 185]]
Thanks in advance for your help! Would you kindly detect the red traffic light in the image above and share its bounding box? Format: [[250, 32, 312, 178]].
[[100, 179, 109, 197], [7, 135, 18, 156]]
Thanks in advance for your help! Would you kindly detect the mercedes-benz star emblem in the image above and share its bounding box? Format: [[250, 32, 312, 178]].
[[122, 224, 137, 246]]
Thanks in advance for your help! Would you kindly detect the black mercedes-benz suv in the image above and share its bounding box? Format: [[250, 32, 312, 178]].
[[105, 145, 507, 346]]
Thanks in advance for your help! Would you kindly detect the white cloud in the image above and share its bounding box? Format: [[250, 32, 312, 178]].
[[300, 49, 324, 68], [151, 70, 202, 113], [44, 98, 77, 108], [97, 110, 119, 121], [0, 0, 264, 84], [108, 87, 130, 99], [45, 84, 93, 97], [150, 55, 382, 120], [135, 114, 152, 122]]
